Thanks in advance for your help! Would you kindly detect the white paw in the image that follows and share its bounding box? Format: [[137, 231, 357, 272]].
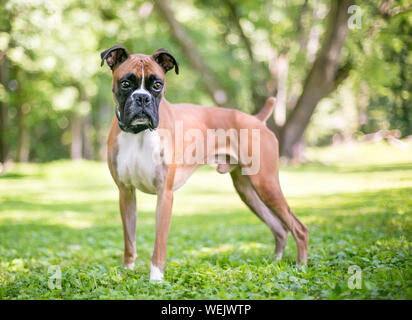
[[296, 263, 307, 272], [124, 262, 135, 270], [150, 263, 164, 281], [275, 253, 283, 261]]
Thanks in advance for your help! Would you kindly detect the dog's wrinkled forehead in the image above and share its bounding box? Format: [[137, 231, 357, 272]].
[[113, 54, 165, 84]]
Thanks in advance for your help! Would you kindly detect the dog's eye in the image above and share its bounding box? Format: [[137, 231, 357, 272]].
[[152, 81, 163, 91], [121, 81, 130, 88]]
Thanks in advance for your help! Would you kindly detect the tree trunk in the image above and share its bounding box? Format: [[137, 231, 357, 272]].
[[153, 0, 234, 108], [82, 115, 92, 160], [0, 55, 8, 164], [70, 81, 92, 160], [17, 104, 29, 162], [266, 53, 289, 137], [71, 112, 82, 160], [279, 0, 354, 159], [97, 102, 111, 161], [273, 54, 289, 127]]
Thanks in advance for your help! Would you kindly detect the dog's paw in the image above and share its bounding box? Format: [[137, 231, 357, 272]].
[[295, 262, 307, 272], [123, 262, 135, 270], [150, 263, 164, 282]]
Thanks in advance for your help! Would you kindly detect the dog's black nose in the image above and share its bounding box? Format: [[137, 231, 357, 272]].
[[133, 92, 150, 106]]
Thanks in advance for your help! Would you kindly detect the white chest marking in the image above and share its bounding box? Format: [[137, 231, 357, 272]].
[[116, 130, 162, 194]]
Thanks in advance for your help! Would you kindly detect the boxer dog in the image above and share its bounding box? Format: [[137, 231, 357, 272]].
[[101, 45, 308, 281]]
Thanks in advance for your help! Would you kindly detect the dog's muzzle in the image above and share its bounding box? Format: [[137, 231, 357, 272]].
[[115, 106, 156, 134]]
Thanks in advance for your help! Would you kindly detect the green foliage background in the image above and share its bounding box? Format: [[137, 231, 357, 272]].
[[0, 0, 411, 161]]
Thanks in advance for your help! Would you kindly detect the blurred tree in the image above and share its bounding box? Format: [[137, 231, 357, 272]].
[[153, 0, 235, 108], [372, 2, 412, 136], [157, 0, 354, 159], [278, 0, 353, 159], [0, 3, 10, 164], [0, 55, 8, 164], [0, 0, 410, 164]]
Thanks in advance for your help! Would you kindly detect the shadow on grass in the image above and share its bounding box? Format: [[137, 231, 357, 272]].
[[0, 188, 409, 268], [0, 198, 118, 215], [284, 162, 412, 174], [0, 172, 36, 179]]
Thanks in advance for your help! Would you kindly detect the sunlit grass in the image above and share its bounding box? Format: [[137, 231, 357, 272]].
[[0, 141, 411, 299]]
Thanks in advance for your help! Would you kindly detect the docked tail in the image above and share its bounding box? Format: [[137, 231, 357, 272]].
[[255, 97, 275, 123]]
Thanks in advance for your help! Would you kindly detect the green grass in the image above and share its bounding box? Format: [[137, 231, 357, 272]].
[[0, 141, 411, 299]]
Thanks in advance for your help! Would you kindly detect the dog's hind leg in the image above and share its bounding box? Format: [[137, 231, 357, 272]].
[[247, 168, 309, 266], [230, 167, 288, 261], [237, 129, 308, 265]]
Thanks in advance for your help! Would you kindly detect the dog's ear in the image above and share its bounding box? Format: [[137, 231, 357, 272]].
[[100, 45, 129, 71], [151, 48, 179, 75]]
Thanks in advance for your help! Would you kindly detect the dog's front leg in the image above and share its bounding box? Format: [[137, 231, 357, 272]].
[[150, 170, 175, 281], [119, 185, 137, 270]]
